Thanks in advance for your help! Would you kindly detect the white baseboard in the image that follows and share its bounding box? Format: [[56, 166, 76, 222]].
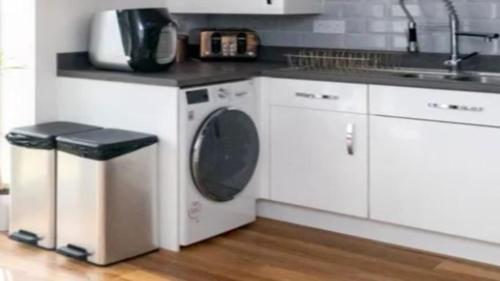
[[257, 199, 500, 266]]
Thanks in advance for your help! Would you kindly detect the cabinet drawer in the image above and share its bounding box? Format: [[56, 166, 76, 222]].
[[370, 85, 500, 127], [267, 78, 368, 114]]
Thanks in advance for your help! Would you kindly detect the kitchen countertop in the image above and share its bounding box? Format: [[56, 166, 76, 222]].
[[262, 51, 500, 94], [57, 52, 284, 88], [262, 68, 500, 94], [58, 50, 500, 93]]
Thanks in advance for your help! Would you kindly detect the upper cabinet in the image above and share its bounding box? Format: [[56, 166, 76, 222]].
[[167, 0, 324, 15]]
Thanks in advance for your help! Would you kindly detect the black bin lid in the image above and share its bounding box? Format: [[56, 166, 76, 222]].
[[56, 129, 158, 161], [6, 122, 102, 150]]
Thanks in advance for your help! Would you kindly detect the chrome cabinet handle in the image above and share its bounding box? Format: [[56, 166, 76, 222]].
[[235, 91, 249, 97], [428, 102, 484, 112], [296, 92, 339, 101], [346, 123, 355, 156]]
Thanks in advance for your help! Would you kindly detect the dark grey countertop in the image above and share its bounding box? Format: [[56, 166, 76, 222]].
[[57, 53, 283, 88], [58, 50, 500, 93], [261, 51, 500, 94], [262, 68, 500, 94]]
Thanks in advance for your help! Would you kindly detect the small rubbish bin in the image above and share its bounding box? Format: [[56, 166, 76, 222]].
[[6, 122, 101, 249], [55, 129, 159, 265]]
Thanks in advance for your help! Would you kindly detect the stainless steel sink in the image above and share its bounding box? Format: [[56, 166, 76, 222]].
[[474, 73, 500, 84], [386, 68, 500, 85]]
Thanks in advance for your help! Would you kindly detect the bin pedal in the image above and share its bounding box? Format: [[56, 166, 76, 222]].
[[9, 230, 41, 246], [57, 244, 91, 262]]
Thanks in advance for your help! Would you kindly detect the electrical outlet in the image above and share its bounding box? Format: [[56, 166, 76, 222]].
[[313, 20, 346, 34]]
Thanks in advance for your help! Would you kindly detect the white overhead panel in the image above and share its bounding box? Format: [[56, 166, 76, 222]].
[[167, 0, 324, 15]]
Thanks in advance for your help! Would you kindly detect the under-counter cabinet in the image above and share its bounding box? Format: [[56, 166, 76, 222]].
[[370, 85, 500, 244], [266, 78, 369, 218]]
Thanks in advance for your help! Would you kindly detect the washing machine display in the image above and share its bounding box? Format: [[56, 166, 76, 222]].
[[190, 108, 259, 202]]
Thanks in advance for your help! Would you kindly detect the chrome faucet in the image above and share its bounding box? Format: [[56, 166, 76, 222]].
[[442, 0, 499, 72]]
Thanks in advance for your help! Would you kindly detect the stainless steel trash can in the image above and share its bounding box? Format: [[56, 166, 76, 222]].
[[55, 129, 159, 265], [6, 122, 101, 249]]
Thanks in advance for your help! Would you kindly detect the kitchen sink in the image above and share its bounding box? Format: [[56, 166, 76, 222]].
[[388, 68, 500, 85]]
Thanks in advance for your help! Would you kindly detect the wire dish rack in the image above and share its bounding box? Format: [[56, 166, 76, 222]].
[[285, 49, 403, 73]]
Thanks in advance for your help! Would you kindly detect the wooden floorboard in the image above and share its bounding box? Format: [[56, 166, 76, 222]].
[[0, 218, 498, 281]]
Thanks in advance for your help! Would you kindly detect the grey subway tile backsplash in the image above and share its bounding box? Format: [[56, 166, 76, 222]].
[[193, 0, 500, 55]]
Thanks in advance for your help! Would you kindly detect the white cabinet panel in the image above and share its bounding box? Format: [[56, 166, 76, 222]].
[[370, 85, 500, 127], [167, 0, 323, 14], [370, 115, 500, 244], [269, 78, 368, 114], [271, 106, 368, 218]]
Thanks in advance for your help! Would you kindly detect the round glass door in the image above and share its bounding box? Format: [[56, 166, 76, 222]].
[[191, 108, 259, 202]]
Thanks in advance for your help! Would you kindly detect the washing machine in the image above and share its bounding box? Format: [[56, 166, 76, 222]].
[[179, 80, 259, 246]]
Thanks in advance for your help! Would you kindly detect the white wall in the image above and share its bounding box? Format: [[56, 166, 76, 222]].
[[0, 0, 36, 126], [0, 0, 37, 183]]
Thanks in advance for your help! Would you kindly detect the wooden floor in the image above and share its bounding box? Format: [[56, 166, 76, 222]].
[[1, 219, 500, 281]]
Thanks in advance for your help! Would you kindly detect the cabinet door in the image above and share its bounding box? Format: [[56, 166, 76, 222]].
[[168, 0, 323, 15], [270, 106, 368, 218], [370, 116, 500, 244]]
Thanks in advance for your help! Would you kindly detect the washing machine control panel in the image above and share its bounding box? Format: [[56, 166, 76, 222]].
[[186, 89, 210, 105], [216, 88, 231, 99], [185, 81, 253, 106]]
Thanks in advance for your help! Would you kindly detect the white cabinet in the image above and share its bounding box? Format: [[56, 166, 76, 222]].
[[370, 86, 500, 244], [267, 79, 369, 218], [271, 107, 368, 217], [167, 0, 324, 15]]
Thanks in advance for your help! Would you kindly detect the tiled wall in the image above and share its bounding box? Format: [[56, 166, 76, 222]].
[[201, 0, 500, 55], [174, 14, 209, 35]]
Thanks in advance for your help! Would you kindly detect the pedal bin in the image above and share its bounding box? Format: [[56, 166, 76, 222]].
[[6, 122, 101, 249], [55, 129, 159, 265]]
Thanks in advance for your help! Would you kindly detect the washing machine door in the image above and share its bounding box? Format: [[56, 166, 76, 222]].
[[191, 108, 259, 202]]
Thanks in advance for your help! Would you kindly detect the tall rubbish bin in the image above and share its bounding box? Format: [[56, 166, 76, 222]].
[[55, 129, 159, 265], [6, 122, 101, 249]]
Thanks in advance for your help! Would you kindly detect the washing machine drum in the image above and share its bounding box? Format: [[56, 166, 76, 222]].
[[191, 108, 259, 202]]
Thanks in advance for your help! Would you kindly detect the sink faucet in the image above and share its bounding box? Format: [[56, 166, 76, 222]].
[[442, 0, 499, 73]]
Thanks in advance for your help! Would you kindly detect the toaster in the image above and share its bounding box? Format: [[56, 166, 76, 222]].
[[89, 8, 178, 72], [198, 29, 260, 61]]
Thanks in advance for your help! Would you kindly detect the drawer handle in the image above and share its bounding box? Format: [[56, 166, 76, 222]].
[[428, 103, 484, 112], [296, 92, 339, 101], [346, 123, 355, 156], [235, 91, 249, 97]]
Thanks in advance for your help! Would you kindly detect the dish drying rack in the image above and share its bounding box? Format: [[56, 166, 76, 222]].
[[285, 49, 403, 73]]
